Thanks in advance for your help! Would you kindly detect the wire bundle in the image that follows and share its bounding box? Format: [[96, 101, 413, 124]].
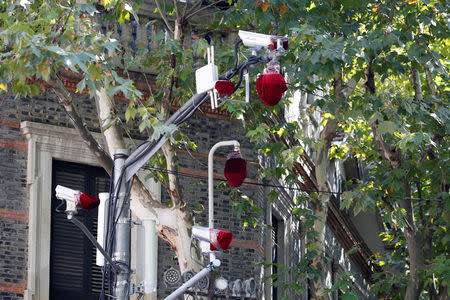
[[99, 39, 268, 299]]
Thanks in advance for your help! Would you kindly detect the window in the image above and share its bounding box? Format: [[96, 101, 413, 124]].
[[272, 214, 284, 300], [50, 161, 110, 300]]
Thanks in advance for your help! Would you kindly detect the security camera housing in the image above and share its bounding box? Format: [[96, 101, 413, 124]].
[[238, 30, 288, 50]]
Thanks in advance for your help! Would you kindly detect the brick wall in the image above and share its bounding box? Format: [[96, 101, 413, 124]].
[[0, 108, 28, 299], [0, 90, 265, 299]]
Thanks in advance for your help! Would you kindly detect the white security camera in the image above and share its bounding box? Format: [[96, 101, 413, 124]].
[[238, 30, 288, 50], [55, 185, 100, 213]]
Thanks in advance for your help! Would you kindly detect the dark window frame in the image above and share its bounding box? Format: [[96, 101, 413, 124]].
[[50, 160, 110, 300]]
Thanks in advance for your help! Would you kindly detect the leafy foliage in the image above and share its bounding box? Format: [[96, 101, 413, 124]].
[[219, 0, 449, 298], [1, 0, 449, 298]]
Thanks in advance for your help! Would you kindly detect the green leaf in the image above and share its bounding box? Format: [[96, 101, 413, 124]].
[[346, 246, 358, 255], [376, 121, 397, 135], [341, 292, 358, 300], [125, 105, 136, 122], [43, 45, 67, 56], [178, 68, 191, 82], [77, 78, 86, 94], [138, 119, 150, 132]]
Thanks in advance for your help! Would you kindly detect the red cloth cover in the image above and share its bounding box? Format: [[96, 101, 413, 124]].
[[210, 230, 233, 251], [224, 151, 247, 187], [256, 73, 287, 106], [215, 80, 235, 95], [78, 193, 100, 210]]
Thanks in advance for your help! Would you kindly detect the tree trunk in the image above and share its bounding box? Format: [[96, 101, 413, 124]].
[[310, 74, 341, 298], [368, 63, 427, 299], [402, 181, 424, 300], [93, 86, 201, 277], [311, 116, 338, 299]]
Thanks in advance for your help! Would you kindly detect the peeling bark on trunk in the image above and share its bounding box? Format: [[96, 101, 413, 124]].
[[91, 83, 201, 279], [311, 117, 338, 299], [310, 75, 341, 299], [94, 86, 126, 154], [157, 209, 199, 273]]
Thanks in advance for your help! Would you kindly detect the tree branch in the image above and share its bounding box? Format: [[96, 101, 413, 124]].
[[173, 0, 180, 20], [161, 142, 183, 206], [94, 87, 126, 155], [49, 75, 113, 174], [185, 1, 218, 21], [424, 65, 438, 97], [412, 68, 424, 102], [372, 121, 401, 167], [155, 0, 174, 33], [184, 0, 203, 19], [182, 0, 189, 19], [365, 60, 401, 168]]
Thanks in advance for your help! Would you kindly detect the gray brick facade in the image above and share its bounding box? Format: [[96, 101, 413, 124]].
[[0, 83, 374, 299], [0, 90, 265, 299]]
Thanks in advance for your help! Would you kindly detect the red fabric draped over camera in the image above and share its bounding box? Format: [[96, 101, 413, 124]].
[[215, 80, 235, 96], [256, 73, 287, 106], [210, 229, 233, 251], [79, 193, 100, 210]]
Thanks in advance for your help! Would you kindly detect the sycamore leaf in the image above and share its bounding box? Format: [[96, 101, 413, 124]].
[[43, 45, 67, 56], [125, 105, 136, 122], [376, 121, 397, 135], [139, 119, 150, 132], [278, 4, 288, 14], [76, 78, 86, 94], [38, 62, 51, 81], [341, 292, 358, 300], [178, 68, 191, 82], [346, 246, 358, 255]]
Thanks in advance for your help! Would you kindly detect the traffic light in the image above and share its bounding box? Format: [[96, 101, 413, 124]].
[[224, 150, 247, 187]]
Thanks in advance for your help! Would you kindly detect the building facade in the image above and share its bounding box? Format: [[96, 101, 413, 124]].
[[0, 6, 384, 300]]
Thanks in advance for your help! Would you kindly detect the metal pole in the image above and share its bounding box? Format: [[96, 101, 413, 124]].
[[113, 149, 131, 299], [164, 259, 221, 300], [208, 140, 240, 262]]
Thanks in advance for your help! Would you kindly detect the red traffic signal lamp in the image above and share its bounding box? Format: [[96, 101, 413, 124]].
[[224, 150, 247, 187]]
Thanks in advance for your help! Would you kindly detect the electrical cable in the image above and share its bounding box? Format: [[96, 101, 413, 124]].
[[102, 157, 131, 299], [100, 163, 115, 300], [233, 40, 242, 71], [122, 39, 264, 183], [104, 161, 134, 299], [141, 165, 444, 202], [68, 215, 120, 273], [100, 42, 254, 297]]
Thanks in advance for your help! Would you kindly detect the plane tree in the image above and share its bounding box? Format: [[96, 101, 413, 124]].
[[0, 0, 233, 277], [219, 0, 449, 299]]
